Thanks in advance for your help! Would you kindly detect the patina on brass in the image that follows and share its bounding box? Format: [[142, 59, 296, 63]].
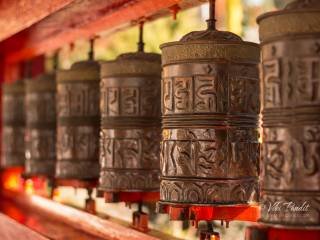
[[1, 80, 25, 168], [99, 27, 161, 195], [258, 0, 320, 228], [56, 60, 100, 180], [159, 0, 260, 206], [24, 73, 56, 177]]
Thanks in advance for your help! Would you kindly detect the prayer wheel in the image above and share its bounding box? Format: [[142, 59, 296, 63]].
[[159, 1, 260, 207], [258, 0, 320, 228], [99, 34, 161, 198], [1, 80, 25, 168], [24, 73, 56, 177], [56, 60, 100, 181]]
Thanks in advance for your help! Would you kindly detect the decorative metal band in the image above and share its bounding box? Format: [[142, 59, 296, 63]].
[[101, 117, 160, 128], [260, 191, 320, 228], [1, 127, 25, 168], [3, 80, 25, 94], [160, 179, 258, 204], [55, 160, 100, 180], [25, 161, 55, 178], [58, 117, 100, 126], [260, 27, 320, 226], [57, 61, 100, 82], [99, 169, 160, 192], [161, 42, 260, 66], [100, 60, 161, 77], [258, 12, 320, 42], [25, 73, 56, 92], [162, 115, 258, 128]]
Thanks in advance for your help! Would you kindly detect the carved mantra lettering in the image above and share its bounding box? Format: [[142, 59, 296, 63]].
[[162, 74, 259, 115], [99, 75, 161, 192], [57, 83, 99, 117], [263, 56, 320, 109], [161, 128, 259, 178], [3, 95, 25, 124], [25, 91, 56, 176], [261, 38, 320, 226], [26, 93, 56, 124], [100, 83, 160, 117], [1, 127, 25, 167], [100, 129, 160, 170], [160, 62, 260, 205], [56, 81, 100, 179], [1, 91, 25, 167], [57, 126, 98, 160]]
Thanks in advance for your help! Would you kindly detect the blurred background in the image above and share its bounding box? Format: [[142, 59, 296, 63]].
[[42, 0, 292, 239]]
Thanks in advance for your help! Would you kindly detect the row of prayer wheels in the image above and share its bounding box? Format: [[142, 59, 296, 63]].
[[1, 0, 319, 233]]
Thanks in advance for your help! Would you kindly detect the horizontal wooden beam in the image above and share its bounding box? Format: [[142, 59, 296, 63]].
[[0, 0, 75, 41], [0, 0, 201, 64], [0, 213, 49, 240], [1, 190, 181, 240]]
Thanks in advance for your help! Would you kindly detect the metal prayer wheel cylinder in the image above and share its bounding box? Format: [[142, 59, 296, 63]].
[[56, 61, 100, 180], [24, 73, 56, 177], [160, 28, 260, 205], [99, 52, 161, 193], [1, 81, 25, 168], [258, 0, 320, 227]]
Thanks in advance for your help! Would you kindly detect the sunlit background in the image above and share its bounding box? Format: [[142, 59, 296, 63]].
[[44, 1, 292, 239]]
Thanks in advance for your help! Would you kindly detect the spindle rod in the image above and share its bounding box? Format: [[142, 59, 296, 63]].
[[137, 21, 145, 52], [207, 0, 216, 30], [88, 38, 95, 60]]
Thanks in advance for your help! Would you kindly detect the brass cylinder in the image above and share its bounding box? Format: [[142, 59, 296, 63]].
[[258, 0, 320, 228], [56, 61, 100, 180], [1, 80, 25, 168], [160, 28, 260, 205], [99, 52, 161, 193], [24, 73, 56, 177]]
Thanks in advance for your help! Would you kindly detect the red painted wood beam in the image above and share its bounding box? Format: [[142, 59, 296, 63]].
[[1, 190, 181, 240], [0, 213, 49, 240], [0, 0, 201, 64], [0, 0, 75, 41]]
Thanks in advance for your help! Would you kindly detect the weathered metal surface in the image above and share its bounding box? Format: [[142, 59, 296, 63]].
[[99, 52, 161, 194], [24, 73, 56, 177], [1, 80, 25, 168], [159, 7, 260, 206], [56, 60, 100, 180], [257, 0, 320, 228]]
